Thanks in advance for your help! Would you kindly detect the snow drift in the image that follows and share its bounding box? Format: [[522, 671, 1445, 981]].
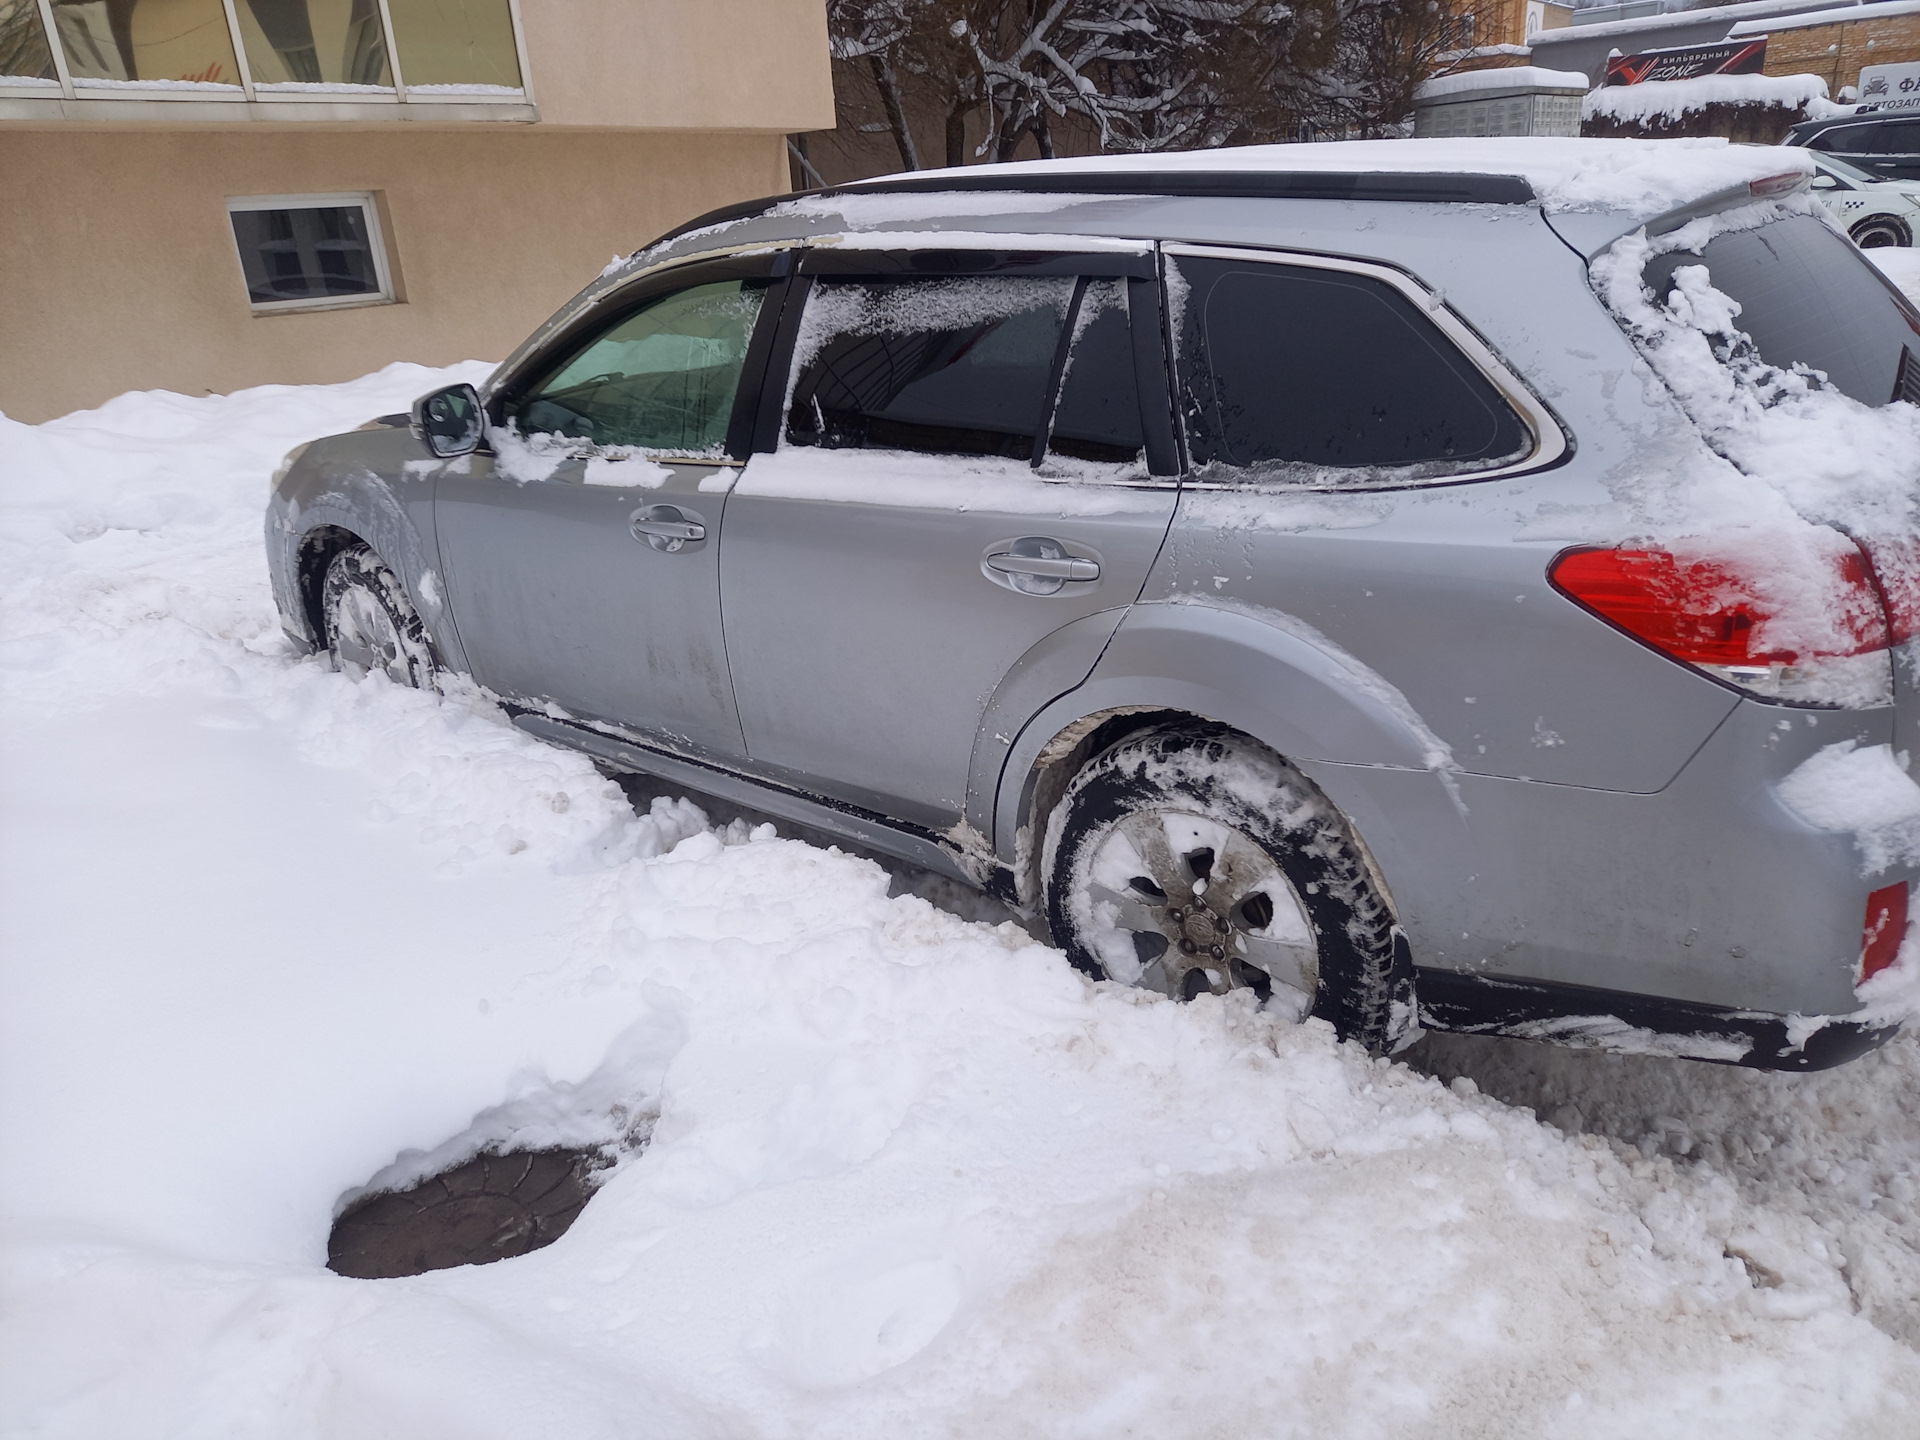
[[5, 269, 1920, 1434]]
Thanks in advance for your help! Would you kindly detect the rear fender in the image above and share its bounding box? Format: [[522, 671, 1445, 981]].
[[990, 599, 1466, 897]]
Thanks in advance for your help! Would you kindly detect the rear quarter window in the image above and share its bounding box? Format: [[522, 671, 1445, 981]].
[[1640, 213, 1920, 407], [1169, 254, 1534, 488]]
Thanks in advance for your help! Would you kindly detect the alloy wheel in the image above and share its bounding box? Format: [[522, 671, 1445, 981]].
[[1083, 808, 1318, 1011]]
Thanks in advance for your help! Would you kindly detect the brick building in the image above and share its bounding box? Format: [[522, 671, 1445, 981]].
[[1730, 0, 1920, 96]]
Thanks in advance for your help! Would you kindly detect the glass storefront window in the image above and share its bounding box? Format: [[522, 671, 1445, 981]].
[[0, 0, 58, 82], [239, 0, 390, 88], [387, 0, 520, 91], [16, 0, 527, 94], [54, 0, 243, 86]]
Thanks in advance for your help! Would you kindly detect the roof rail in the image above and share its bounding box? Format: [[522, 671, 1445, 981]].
[[636, 168, 1536, 261], [835, 170, 1537, 205]]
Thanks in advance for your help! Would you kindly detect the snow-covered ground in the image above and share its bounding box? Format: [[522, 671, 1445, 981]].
[[1871, 245, 1920, 308], [4, 244, 1920, 1436]]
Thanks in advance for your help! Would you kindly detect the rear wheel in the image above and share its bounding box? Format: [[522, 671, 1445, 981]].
[[1042, 726, 1410, 1052], [322, 545, 435, 688], [1850, 214, 1912, 249]]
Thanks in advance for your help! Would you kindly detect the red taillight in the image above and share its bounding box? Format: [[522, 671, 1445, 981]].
[[1863, 882, 1909, 984], [1855, 536, 1920, 647], [1749, 171, 1809, 200], [1549, 544, 1893, 704]]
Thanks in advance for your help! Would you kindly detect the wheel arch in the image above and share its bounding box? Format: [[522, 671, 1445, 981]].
[[296, 524, 369, 647], [992, 601, 1456, 909], [1849, 212, 1914, 247]]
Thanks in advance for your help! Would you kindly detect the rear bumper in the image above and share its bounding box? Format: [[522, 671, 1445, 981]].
[[1305, 694, 1915, 1026], [1416, 967, 1900, 1072]]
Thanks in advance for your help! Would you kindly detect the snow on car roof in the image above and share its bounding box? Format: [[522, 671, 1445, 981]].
[[848, 139, 1816, 221]]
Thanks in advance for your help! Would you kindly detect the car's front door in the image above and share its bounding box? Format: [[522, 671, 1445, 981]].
[[435, 258, 781, 761], [719, 251, 1180, 832]]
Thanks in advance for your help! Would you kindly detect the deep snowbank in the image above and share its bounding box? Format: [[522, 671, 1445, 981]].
[[4, 361, 1920, 1436]]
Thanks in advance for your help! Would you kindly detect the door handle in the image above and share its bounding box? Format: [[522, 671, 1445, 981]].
[[986, 552, 1101, 582], [981, 537, 1103, 596], [630, 504, 707, 553]]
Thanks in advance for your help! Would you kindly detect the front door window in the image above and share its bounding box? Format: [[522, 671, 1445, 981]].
[[516, 280, 767, 456]]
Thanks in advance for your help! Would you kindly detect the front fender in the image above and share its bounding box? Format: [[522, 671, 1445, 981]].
[[266, 428, 466, 670]]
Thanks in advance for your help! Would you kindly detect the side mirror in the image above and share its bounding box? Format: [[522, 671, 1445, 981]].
[[1810, 173, 1842, 190], [411, 383, 484, 458]]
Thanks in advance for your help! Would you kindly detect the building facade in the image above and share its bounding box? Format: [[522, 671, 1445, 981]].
[[1729, 0, 1920, 97], [0, 0, 834, 422], [1526, 0, 1920, 95]]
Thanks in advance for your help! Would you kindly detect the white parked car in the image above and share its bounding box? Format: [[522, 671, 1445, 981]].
[[1810, 153, 1920, 248]]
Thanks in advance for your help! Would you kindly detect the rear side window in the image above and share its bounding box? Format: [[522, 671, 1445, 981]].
[[785, 273, 1148, 471], [787, 275, 1072, 459], [1865, 120, 1920, 154], [1170, 255, 1531, 486], [1641, 214, 1920, 407], [1047, 280, 1145, 466]]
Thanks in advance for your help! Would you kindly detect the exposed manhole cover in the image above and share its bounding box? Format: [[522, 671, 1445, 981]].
[[328, 1146, 606, 1279]]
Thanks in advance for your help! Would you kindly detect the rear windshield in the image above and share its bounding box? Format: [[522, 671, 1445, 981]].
[[1641, 213, 1920, 407]]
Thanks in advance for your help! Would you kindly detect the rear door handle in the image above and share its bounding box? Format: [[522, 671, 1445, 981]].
[[981, 537, 1103, 596], [630, 504, 707, 552], [986, 552, 1101, 582]]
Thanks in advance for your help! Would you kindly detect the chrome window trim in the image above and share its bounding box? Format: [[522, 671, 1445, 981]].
[[1160, 240, 1570, 490], [226, 191, 396, 315]]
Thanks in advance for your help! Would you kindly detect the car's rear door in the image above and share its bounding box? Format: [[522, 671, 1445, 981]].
[[718, 247, 1179, 832], [1863, 117, 1920, 180], [434, 255, 785, 762], [1818, 117, 1920, 180]]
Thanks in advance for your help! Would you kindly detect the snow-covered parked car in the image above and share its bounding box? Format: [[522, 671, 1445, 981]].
[[1809, 153, 1920, 248], [1787, 110, 1920, 184], [267, 139, 1920, 1070]]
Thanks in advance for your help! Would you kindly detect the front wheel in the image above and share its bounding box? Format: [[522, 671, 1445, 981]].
[[322, 545, 436, 688], [1042, 726, 1410, 1052]]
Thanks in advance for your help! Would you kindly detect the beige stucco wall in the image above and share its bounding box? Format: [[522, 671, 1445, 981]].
[[0, 127, 791, 422], [519, 0, 835, 130]]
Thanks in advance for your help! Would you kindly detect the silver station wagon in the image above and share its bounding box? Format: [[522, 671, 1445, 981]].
[[267, 140, 1920, 1069]]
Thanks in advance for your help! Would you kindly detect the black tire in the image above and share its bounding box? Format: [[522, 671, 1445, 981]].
[[1043, 726, 1411, 1053], [321, 544, 436, 688], [1850, 214, 1912, 250]]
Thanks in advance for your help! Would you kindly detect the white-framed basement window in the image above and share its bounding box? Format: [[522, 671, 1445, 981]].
[[227, 192, 396, 314]]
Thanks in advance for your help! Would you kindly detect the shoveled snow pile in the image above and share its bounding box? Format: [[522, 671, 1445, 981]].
[[6, 362, 1920, 1437], [1870, 244, 1920, 307], [1584, 73, 1832, 124]]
